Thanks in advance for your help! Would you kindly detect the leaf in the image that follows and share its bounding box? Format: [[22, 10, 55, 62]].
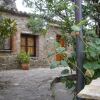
[[95, 39, 100, 45], [65, 79, 75, 89], [48, 52, 55, 57], [85, 69, 94, 78], [56, 47, 65, 53], [61, 69, 69, 75], [77, 20, 87, 26], [60, 60, 68, 67], [84, 62, 100, 70], [47, 0, 53, 3], [54, 41, 60, 48], [94, 69, 100, 78], [50, 61, 58, 69], [71, 25, 80, 32]]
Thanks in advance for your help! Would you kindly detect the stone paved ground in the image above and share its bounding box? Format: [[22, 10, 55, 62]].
[[0, 67, 73, 100]]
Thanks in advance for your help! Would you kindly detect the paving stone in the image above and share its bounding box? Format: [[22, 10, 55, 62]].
[[0, 67, 73, 100]]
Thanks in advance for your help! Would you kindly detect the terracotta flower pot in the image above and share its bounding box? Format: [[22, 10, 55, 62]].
[[21, 63, 29, 70]]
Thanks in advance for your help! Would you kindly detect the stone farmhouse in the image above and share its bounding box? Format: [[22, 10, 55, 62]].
[[0, 2, 65, 70]]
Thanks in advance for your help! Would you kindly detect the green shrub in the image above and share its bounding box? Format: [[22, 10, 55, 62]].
[[17, 52, 30, 64]]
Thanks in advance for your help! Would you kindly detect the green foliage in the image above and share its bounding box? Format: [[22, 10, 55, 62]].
[[84, 62, 100, 70], [93, 69, 100, 79], [17, 52, 30, 64], [50, 61, 58, 69], [60, 60, 68, 67], [61, 76, 75, 89], [0, 17, 17, 38], [71, 20, 87, 32], [22, 0, 34, 7], [83, 32, 100, 81], [85, 69, 94, 78], [49, 27, 100, 91], [61, 69, 69, 75], [50, 59, 69, 70], [54, 41, 61, 48], [47, 51, 55, 58], [0, 17, 17, 47], [65, 79, 75, 89], [71, 25, 80, 32], [56, 47, 65, 54], [24, 0, 100, 97], [67, 52, 76, 70], [27, 16, 47, 35]]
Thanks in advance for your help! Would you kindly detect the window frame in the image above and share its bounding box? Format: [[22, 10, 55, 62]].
[[21, 34, 37, 57], [0, 37, 12, 52]]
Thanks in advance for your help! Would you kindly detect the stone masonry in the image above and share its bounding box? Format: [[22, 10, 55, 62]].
[[0, 54, 19, 70], [0, 10, 61, 70]]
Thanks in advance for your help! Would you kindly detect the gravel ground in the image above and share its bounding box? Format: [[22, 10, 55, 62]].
[[0, 67, 73, 100]]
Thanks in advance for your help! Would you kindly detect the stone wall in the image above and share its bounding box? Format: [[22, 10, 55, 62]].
[[0, 11, 61, 70], [0, 54, 19, 70], [0, 54, 49, 70], [44, 26, 59, 63]]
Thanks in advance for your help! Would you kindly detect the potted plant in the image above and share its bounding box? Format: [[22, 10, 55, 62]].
[[17, 52, 30, 70]]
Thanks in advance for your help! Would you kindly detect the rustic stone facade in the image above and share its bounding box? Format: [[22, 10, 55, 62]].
[[0, 10, 61, 70], [0, 54, 19, 70]]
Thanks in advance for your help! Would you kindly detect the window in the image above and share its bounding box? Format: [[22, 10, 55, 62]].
[[0, 37, 12, 51], [21, 34, 37, 56], [56, 35, 65, 61]]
